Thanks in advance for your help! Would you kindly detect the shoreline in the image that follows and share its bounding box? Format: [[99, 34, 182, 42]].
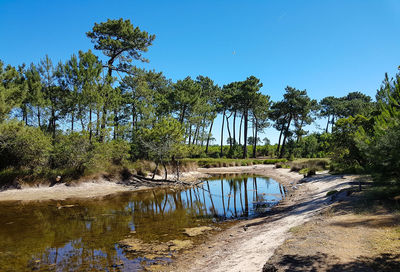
[[170, 169, 358, 272], [0, 164, 362, 271], [0, 165, 290, 202]]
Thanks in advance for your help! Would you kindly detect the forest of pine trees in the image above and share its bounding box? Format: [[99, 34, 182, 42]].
[[1, 18, 399, 185]]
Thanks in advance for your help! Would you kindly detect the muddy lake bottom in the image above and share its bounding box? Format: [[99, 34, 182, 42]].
[[0, 174, 286, 271]]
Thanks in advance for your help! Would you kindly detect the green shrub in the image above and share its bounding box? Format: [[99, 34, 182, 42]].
[[90, 140, 130, 168], [326, 190, 338, 196], [52, 132, 91, 172], [0, 121, 51, 171], [263, 159, 287, 164]]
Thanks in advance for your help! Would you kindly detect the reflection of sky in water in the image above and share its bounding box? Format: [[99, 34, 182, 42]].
[[0, 175, 285, 271]]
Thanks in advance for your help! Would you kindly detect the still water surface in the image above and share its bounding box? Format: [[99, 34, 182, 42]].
[[0, 174, 285, 271]]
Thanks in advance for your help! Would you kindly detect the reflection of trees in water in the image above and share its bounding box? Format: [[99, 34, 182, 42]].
[[0, 197, 133, 271], [0, 176, 287, 271]]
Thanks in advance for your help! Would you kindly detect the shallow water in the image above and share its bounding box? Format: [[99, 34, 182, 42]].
[[0, 174, 285, 271]]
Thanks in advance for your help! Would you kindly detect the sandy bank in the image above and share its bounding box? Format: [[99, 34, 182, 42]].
[[0, 165, 289, 202], [171, 171, 359, 272], [0, 170, 209, 202]]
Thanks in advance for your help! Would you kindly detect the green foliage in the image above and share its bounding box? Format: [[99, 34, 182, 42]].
[[353, 70, 400, 181], [0, 121, 51, 171], [139, 117, 185, 164], [51, 132, 91, 172], [326, 190, 338, 196], [87, 18, 155, 74], [89, 140, 130, 169], [0, 61, 26, 122]]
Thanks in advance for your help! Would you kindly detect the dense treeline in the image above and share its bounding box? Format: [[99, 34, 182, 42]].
[[0, 18, 399, 184]]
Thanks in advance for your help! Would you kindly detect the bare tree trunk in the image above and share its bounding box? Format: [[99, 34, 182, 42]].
[[239, 114, 243, 145], [100, 107, 106, 142], [226, 113, 232, 150], [71, 111, 74, 132], [188, 124, 192, 146], [96, 110, 100, 137], [205, 118, 214, 154], [280, 115, 292, 158], [163, 163, 168, 180], [113, 109, 118, 140], [296, 119, 304, 143], [192, 124, 199, 145], [152, 162, 159, 180], [37, 107, 41, 128], [253, 117, 258, 158], [325, 115, 330, 133], [200, 119, 206, 147], [179, 105, 186, 124], [243, 109, 248, 158], [276, 127, 283, 156], [233, 111, 236, 145], [220, 111, 225, 157], [89, 108, 92, 143]]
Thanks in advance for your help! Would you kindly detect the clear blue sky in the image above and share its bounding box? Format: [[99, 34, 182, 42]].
[[1, 0, 400, 144]]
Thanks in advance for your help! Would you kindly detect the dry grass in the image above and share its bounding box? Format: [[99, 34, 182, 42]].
[[264, 194, 400, 271]]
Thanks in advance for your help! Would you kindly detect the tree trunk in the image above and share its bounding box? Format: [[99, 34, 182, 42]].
[[276, 126, 283, 156], [192, 124, 199, 145], [96, 110, 100, 137], [243, 109, 248, 158], [89, 108, 92, 143], [226, 113, 232, 150], [163, 163, 168, 180], [205, 118, 214, 154], [233, 111, 236, 145], [132, 105, 136, 141], [280, 115, 292, 158], [179, 105, 186, 124], [188, 124, 192, 146], [100, 106, 106, 142], [113, 109, 118, 140], [37, 107, 41, 128], [325, 115, 330, 133], [220, 111, 225, 157], [252, 117, 258, 158], [51, 107, 56, 139], [71, 111, 74, 132], [239, 114, 243, 145], [152, 162, 159, 180], [296, 119, 304, 143], [200, 116, 207, 146]]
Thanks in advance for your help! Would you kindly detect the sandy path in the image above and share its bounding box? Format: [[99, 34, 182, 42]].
[[173, 169, 357, 272]]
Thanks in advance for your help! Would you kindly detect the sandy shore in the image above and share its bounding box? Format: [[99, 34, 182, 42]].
[[0, 165, 297, 202], [0, 171, 208, 202], [171, 167, 358, 272]]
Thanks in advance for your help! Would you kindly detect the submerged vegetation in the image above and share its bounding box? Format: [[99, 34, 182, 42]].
[[0, 18, 399, 192]]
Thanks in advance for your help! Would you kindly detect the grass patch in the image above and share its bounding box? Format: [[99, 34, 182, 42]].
[[275, 158, 330, 173], [326, 190, 338, 196], [179, 158, 286, 169]]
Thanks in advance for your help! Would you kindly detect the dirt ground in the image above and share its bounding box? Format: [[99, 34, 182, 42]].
[[169, 169, 383, 272], [263, 195, 400, 271]]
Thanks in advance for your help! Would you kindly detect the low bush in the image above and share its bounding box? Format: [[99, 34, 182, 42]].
[[0, 121, 52, 172]]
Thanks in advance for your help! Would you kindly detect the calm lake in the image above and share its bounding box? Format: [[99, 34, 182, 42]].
[[0, 174, 285, 271]]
